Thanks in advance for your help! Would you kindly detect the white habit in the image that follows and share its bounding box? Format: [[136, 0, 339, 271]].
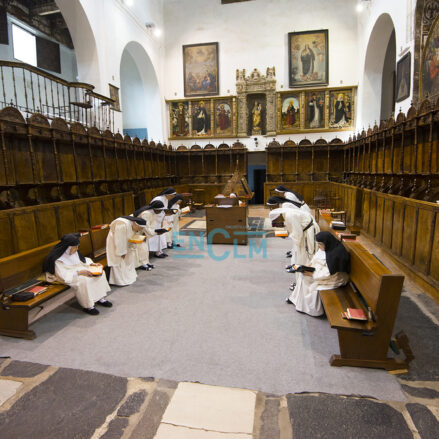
[[288, 249, 349, 316], [135, 209, 158, 265], [46, 253, 110, 309], [149, 195, 168, 252], [106, 217, 138, 286], [283, 192, 311, 214], [270, 207, 319, 265]]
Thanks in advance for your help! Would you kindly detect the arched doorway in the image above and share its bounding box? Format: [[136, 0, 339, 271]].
[[55, 0, 101, 90], [360, 13, 396, 128], [119, 41, 162, 142]]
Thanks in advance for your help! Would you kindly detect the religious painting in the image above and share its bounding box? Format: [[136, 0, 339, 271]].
[[328, 89, 354, 129], [280, 93, 301, 131], [191, 100, 212, 136], [396, 52, 411, 103], [214, 99, 234, 136], [170, 101, 190, 137], [421, 14, 439, 99], [108, 84, 120, 111], [288, 29, 328, 88], [183, 42, 219, 97], [247, 94, 266, 136], [305, 90, 325, 129]]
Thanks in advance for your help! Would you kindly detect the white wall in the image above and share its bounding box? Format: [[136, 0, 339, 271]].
[[55, 0, 166, 140], [163, 0, 359, 150], [356, 0, 416, 131]]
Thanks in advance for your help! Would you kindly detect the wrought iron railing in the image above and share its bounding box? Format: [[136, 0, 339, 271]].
[[0, 60, 115, 131]]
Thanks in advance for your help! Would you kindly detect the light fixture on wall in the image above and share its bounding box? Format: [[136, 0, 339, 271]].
[[356, 0, 370, 13], [254, 137, 259, 148], [145, 22, 162, 38]]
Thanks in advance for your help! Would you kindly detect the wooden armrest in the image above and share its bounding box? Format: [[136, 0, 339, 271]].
[[320, 287, 375, 332]]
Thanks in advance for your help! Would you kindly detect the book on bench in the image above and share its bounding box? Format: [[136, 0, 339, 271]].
[[342, 308, 367, 321], [336, 232, 356, 241], [331, 220, 346, 230], [129, 234, 147, 244], [25, 285, 48, 296]]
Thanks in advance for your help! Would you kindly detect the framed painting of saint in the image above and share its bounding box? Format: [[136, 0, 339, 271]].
[[183, 42, 219, 97], [214, 98, 234, 136], [191, 100, 212, 136], [421, 14, 439, 99], [396, 52, 411, 103], [305, 90, 325, 129], [279, 93, 301, 132], [170, 101, 190, 138], [109, 84, 120, 111], [288, 30, 328, 88], [328, 89, 354, 130]]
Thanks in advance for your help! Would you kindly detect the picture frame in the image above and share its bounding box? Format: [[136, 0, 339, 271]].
[[396, 52, 411, 103], [183, 42, 219, 97], [213, 98, 234, 137], [278, 93, 301, 133], [288, 29, 328, 88], [305, 90, 326, 129], [108, 84, 120, 111], [421, 14, 439, 100], [170, 101, 190, 138], [191, 99, 212, 137], [328, 89, 354, 130]]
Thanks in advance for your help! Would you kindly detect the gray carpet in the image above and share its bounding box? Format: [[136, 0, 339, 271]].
[[0, 237, 414, 401]]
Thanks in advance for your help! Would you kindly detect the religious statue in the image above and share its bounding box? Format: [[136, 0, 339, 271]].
[[251, 101, 262, 134]]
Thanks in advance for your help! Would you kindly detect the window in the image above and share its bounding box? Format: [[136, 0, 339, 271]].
[[12, 23, 37, 66]]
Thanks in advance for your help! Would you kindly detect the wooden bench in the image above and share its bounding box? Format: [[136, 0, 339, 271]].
[[319, 240, 411, 371], [0, 242, 72, 339]]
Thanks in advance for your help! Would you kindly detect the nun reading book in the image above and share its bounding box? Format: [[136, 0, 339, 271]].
[[43, 234, 112, 315], [149, 188, 177, 257], [106, 215, 147, 286], [133, 201, 168, 268], [286, 231, 350, 317], [165, 194, 184, 248], [274, 185, 311, 214]]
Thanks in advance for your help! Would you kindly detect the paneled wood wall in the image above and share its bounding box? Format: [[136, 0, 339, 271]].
[[343, 101, 439, 202], [0, 192, 134, 258]]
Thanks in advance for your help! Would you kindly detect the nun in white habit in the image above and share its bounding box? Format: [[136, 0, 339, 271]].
[[274, 185, 311, 214], [166, 194, 184, 248], [43, 233, 112, 315], [106, 215, 146, 286], [133, 200, 168, 267], [287, 231, 350, 317], [269, 206, 319, 267], [149, 188, 176, 257]]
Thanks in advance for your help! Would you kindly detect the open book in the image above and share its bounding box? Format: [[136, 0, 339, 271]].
[[129, 234, 146, 244], [181, 206, 190, 214], [87, 265, 103, 276], [292, 264, 315, 273], [275, 230, 289, 237]]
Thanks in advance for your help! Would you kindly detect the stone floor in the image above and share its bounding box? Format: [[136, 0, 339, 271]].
[[1, 358, 439, 438]]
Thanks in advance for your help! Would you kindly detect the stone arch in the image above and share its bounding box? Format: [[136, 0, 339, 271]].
[[55, 0, 101, 89], [120, 41, 162, 142], [360, 13, 396, 129]]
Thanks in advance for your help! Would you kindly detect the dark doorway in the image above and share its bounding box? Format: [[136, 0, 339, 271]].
[[253, 168, 266, 204]]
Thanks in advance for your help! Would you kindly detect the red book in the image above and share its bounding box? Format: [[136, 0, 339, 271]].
[[346, 308, 367, 321], [26, 285, 47, 295]]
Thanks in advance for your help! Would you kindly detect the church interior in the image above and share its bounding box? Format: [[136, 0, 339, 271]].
[[1, 0, 439, 438]]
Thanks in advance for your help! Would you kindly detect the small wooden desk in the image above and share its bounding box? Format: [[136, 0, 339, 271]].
[[205, 205, 248, 245]]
